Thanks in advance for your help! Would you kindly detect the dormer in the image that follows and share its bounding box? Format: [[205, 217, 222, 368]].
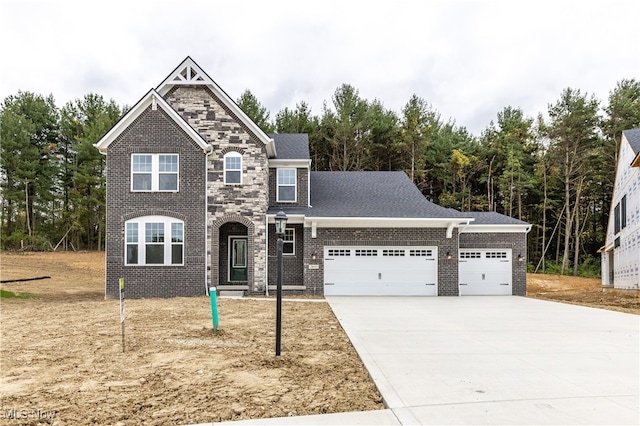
[[268, 134, 312, 208]]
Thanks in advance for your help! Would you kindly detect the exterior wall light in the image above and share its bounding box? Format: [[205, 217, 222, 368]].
[[311, 251, 317, 260], [518, 254, 525, 262], [274, 210, 287, 236], [446, 251, 453, 260]]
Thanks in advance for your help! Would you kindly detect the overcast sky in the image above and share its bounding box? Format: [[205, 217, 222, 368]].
[[1, 0, 639, 136]]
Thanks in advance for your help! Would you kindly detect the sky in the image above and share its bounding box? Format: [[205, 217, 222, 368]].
[[1, 0, 639, 136]]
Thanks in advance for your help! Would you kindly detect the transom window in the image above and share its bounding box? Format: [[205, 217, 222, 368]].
[[131, 154, 178, 191], [224, 152, 242, 185], [283, 228, 295, 255], [125, 216, 183, 265], [277, 168, 296, 202]]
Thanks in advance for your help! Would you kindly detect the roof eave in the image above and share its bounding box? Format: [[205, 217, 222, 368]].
[[304, 217, 473, 228], [269, 159, 312, 167], [460, 224, 532, 233]]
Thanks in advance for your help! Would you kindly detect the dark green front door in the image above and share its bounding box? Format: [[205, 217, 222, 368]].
[[229, 238, 248, 281]]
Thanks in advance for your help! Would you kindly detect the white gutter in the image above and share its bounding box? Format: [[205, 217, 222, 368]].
[[265, 213, 269, 296], [456, 220, 472, 297], [304, 217, 473, 229], [204, 145, 214, 295]]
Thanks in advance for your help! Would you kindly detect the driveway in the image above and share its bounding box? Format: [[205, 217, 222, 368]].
[[326, 296, 639, 425]]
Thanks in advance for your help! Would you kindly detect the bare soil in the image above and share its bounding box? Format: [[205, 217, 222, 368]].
[[0, 252, 383, 425], [527, 273, 639, 315]]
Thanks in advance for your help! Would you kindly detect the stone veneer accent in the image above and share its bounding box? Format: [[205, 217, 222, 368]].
[[459, 232, 527, 295], [164, 86, 269, 292], [104, 106, 207, 299]]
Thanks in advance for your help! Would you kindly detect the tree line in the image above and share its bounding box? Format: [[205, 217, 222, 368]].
[[2, 80, 639, 276]]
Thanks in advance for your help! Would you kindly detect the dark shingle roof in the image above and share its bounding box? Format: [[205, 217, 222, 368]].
[[269, 134, 310, 160], [308, 171, 465, 218], [463, 212, 529, 225], [623, 128, 640, 154]]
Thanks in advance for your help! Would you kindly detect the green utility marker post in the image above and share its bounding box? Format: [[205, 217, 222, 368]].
[[209, 287, 219, 334], [119, 278, 125, 352]]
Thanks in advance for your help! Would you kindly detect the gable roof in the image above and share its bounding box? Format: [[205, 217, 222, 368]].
[[269, 134, 310, 160], [156, 57, 276, 157], [94, 89, 209, 153], [623, 128, 640, 167], [308, 171, 466, 219]]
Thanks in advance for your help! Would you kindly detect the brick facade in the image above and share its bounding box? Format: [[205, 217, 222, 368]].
[[101, 60, 530, 299], [105, 107, 207, 299]]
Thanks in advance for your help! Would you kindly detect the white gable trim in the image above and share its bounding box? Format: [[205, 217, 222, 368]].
[[94, 89, 209, 154], [156, 57, 276, 158]]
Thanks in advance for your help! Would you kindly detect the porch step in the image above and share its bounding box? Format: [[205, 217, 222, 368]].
[[219, 291, 245, 298]]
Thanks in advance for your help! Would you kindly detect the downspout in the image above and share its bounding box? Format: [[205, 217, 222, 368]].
[[98, 149, 107, 300], [456, 220, 471, 297], [204, 145, 214, 295], [265, 213, 269, 296]]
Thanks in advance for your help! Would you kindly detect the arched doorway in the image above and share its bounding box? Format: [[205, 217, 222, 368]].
[[218, 221, 249, 286]]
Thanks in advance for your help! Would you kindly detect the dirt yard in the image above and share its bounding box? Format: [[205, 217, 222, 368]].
[[0, 252, 383, 425], [527, 273, 639, 315], [2, 253, 637, 425]]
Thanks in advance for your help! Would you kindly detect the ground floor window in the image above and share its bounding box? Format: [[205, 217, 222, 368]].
[[283, 228, 295, 255], [125, 216, 183, 265]]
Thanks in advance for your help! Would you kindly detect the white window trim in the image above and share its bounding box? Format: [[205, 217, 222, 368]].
[[224, 152, 243, 185], [124, 216, 184, 266], [283, 227, 295, 256], [131, 153, 179, 192], [277, 168, 297, 202]]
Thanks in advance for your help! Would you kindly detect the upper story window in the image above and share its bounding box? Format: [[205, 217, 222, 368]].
[[125, 216, 183, 266], [283, 228, 295, 255], [277, 168, 296, 202], [224, 152, 242, 185], [614, 195, 627, 235], [131, 154, 178, 192]]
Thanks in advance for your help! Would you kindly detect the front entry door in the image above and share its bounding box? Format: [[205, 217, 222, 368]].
[[229, 238, 248, 281]]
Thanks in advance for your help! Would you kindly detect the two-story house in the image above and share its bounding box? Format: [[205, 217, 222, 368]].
[[600, 129, 640, 290], [96, 57, 530, 299]]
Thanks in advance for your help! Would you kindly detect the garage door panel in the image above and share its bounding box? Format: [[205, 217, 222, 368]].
[[324, 246, 437, 296], [459, 249, 512, 295]]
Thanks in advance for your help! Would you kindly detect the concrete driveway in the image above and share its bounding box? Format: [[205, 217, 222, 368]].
[[326, 296, 639, 425]]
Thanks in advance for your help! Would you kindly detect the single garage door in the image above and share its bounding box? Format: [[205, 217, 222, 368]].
[[324, 246, 438, 296], [458, 249, 512, 295]]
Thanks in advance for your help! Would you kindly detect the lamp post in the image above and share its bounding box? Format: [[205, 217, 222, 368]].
[[274, 210, 288, 356]]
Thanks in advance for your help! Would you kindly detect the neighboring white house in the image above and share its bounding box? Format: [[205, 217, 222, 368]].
[[600, 128, 640, 290]]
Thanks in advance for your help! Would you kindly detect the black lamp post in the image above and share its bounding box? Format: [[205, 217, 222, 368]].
[[274, 210, 288, 356]]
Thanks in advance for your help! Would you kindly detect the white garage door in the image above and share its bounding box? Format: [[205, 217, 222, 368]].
[[458, 249, 512, 295], [324, 246, 438, 296]]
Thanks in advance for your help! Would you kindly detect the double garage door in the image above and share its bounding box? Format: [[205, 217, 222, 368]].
[[324, 246, 438, 296], [323, 246, 513, 296]]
